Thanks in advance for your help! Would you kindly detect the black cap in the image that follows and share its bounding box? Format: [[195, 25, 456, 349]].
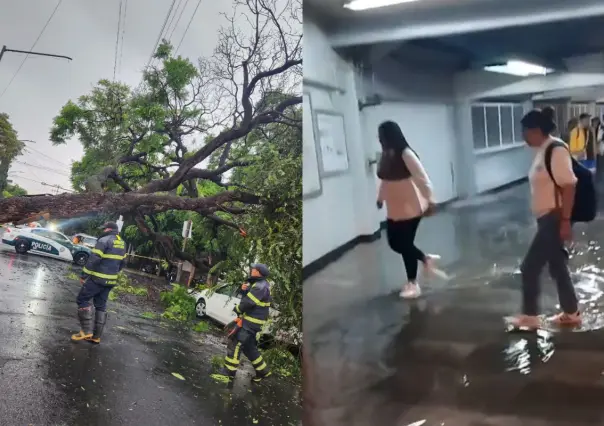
[[250, 263, 269, 278], [100, 221, 119, 231]]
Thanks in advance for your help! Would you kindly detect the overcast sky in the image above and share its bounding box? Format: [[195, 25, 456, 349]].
[[0, 0, 231, 194]]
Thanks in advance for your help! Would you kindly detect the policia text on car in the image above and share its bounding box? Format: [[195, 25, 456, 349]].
[[220, 264, 273, 382], [71, 222, 127, 344]]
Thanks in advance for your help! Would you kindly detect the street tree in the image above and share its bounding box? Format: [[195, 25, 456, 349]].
[[0, 113, 24, 198]]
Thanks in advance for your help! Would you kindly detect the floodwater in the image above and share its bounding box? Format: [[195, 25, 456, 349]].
[[304, 181, 604, 426], [0, 243, 301, 426]]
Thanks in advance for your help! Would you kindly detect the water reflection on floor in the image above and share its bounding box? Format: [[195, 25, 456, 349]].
[[304, 184, 604, 426]]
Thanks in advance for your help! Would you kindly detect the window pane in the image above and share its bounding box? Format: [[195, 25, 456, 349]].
[[500, 106, 514, 144], [53, 233, 68, 242], [513, 105, 524, 142], [485, 106, 501, 147], [216, 286, 231, 295], [471, 106, 486, 149]]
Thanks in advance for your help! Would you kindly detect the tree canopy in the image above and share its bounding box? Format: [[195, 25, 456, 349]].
[[0, 113, 25, 198]]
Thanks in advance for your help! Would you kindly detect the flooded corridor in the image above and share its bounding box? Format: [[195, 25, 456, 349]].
[[304, 181, 604, 426]]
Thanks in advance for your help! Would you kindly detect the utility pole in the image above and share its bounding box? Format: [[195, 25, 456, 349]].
[[0, 45, 72, 64]]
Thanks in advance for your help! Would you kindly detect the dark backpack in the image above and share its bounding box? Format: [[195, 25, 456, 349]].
[[544, 140, 597, 223]]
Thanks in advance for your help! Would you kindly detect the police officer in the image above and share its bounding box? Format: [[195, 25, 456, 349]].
[[220, 264, 272, 382], [71, 222, 127, 344]]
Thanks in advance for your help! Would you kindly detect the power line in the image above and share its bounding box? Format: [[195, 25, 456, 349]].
[[113, 0, 124, 81], [167, 0, 190, 44], [0, 0, 64, 101], [12, 160, 70, 177], [176, 0, 202, 54], [13, 175, 73, 193], [118, 0, 129, 76], [23, 146, 71, 168], [147, 0, 177, 69], [165, 0, 183, 42]]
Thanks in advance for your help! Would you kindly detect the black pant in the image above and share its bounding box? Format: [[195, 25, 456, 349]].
[[386, 217, 426, 281], [520, 212, 578, 315], [76, 279, 113, 311], [223, 328, 269, 377]]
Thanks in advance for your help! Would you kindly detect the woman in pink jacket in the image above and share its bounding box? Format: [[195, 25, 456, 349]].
[[376, 121, 439, 299]]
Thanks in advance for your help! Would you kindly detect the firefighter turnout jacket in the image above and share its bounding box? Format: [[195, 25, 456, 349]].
[[235, 279, 271, 332], [81, 231, 127, 286]]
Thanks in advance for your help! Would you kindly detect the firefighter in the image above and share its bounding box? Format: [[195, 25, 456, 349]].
[[71, 222, 127, 344], [220, 263, 273, 382]]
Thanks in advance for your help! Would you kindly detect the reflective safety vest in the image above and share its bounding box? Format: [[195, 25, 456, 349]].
[[234, 279, 271, 333], [81, 231, 127, 286]]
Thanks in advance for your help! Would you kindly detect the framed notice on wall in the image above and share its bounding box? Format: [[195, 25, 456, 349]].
[[303, 92, 322, 199], [315, 110, 348, 176]]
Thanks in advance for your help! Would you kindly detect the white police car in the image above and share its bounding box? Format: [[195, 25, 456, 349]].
[[2, 227, 92, 266]]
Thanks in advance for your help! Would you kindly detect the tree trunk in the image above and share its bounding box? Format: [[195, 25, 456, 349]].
[[0, 190, 260, 224]]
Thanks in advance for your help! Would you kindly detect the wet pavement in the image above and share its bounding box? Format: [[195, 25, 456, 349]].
[[304, 180, 604, 426], [0, 244, 300, 426]]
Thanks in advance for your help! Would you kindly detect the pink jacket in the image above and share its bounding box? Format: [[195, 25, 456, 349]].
[[377, 149, 434, 221]]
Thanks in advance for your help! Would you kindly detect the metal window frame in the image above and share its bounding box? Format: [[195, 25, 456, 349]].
[[473, 102, 526, 153]]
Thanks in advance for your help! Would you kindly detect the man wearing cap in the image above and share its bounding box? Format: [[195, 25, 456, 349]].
[[71, 222, 127, 344], [220, 263, 273, 382]]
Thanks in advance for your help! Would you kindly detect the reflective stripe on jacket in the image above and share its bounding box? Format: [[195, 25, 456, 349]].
[[234, 279, 271, 332], [81, 231, 127, 286]]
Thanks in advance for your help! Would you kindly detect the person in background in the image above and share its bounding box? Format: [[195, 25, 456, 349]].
[[376, 120, 439, 299], [563, 117, 578, 144], [508, 108, 581, 329], [593, 116, 604, 170], [570, 113, 597, 171]]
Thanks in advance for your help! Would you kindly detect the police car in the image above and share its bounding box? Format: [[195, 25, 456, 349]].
[[2, 227, 92, 266]]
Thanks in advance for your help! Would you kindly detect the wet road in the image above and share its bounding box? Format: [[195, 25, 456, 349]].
[[304, 182, 604, 426], [0, 246, 300, 426]]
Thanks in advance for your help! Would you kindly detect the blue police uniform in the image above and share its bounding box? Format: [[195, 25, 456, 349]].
[[72, 223, 126, 343]]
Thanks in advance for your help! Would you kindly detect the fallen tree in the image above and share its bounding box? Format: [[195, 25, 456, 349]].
[[0, 0, 301, 246]]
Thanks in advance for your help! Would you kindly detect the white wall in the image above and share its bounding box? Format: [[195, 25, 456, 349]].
[[474, 146, 532, 193], [303, 21, 379, 267]]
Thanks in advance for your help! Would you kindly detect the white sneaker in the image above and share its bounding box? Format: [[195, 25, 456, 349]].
[[400, 282, 421, 299]]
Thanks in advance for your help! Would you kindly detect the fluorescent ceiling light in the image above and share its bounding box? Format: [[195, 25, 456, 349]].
[[344, 0, 421, 12], [484, 60, 552, 77]]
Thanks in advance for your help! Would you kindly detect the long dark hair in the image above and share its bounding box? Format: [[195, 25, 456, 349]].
[[520, 108, 556, 135], [377, 121, 412, 180]]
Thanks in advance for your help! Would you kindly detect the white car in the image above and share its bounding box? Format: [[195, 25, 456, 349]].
[[1, 226, 92, 266], [188, 284, 302, 345]]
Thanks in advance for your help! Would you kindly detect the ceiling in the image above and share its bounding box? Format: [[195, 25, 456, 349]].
[[305, 0, 503, 26], [398, 15, 604, 72], [338, 15, 604, 74]]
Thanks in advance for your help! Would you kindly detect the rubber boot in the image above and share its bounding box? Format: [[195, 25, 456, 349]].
[[252, 366, 272, 383], [71, 308, 94, 342], [216, 366, 237, 382], [88, 311, 107, 344]]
